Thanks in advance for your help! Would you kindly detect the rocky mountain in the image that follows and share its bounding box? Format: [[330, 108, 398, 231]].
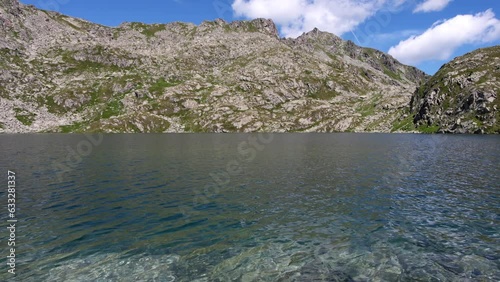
[[407, 46, 500, 134], [0, 0, 468, 134]]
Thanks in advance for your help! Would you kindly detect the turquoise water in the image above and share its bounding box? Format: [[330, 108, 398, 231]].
[[0, 134, 499, 281]]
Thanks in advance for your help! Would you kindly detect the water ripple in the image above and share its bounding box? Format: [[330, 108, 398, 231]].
[[0, 134, 498, 281]]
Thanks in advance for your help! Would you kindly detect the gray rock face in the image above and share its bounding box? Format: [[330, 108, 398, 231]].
[[0, 0, 19, 9], [1, 0, 431, 133], [410, 46, 500, 134]]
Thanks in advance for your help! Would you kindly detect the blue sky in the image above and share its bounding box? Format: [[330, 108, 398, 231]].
[[20, 0, 500, 74]]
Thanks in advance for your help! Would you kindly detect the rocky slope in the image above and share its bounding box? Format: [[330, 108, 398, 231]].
[[1, 0, 430, 133], [407, 46, 500, 134]]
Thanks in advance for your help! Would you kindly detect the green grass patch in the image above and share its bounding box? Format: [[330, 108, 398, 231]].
[[222, 120, 238, 132], [242, 21, 259, 32], [304, 76, 340, 100], [149, 99, 176, 115], [469, 115, 485, 127], [86, 113, 172, 133], [59, 121, 86, 133], [365, 116, 387, 132], [0, 48, 24, 66], [148, 78, 180, 96], [58, 17, 82, 31], [0, 85, 7, 99], [116, 73, 146, 87], [188, 26, 199, 37], [391, 114, 415, 132], [41, 96, 65, 114], [182, 120, 205, 132], [92, 45, 107, 55], [130, 22, 166, 37], [92, 83, 114, 104], [417, 124, 440, 134], [41, 10, 84, 31], [113, 29, 122, 39], [142, 25, 166, 37], [360, 69, 372, 80], [383, 68, 402, 81], [309, 88, 339, 100], [359, 104, 376, 117], [101, 100, 123, 119], [63, 60, 110, 74], [14, 108, 36, 126], [61, 50, 121, 74], [485, 112, 500, 134], [357, 94, 382, 117], [363, 48, 376, 57], [177, 110, 205, 132], [476, 74, 489, 85]]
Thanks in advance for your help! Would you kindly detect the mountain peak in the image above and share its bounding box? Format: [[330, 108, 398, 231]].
[[250, 18, 279, 38], [292, 27, 342, 47], [225, 18, 279, 38]]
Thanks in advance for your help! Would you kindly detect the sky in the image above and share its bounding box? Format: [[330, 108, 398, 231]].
[[19, 0, 500, 75]]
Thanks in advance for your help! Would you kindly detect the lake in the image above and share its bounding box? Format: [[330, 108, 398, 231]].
[[0, 133, 499, 281]]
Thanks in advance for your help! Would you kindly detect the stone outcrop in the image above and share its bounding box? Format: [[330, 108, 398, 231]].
[[410, 46, 499, 134]]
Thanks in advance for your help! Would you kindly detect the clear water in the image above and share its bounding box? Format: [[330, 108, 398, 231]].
[[0, 133, 498, 281]]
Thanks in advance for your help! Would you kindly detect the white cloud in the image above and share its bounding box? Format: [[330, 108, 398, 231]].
[[388, 9, 500, 65], [232, 0, 305, 24], [413, 0, 452, 13], [232, 0, 400, 38]]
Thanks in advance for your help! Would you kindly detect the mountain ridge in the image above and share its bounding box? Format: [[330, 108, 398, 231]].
[[1, 0, 497, 134]]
